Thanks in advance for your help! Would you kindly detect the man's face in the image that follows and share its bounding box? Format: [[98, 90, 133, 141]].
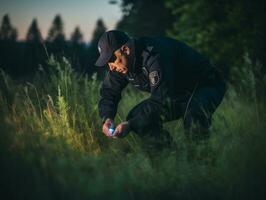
[[107, 46, 130, 74]]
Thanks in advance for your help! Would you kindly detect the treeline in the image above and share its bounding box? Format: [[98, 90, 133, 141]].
[[1, 0, 266, 97], [0, 14, 107, 78]]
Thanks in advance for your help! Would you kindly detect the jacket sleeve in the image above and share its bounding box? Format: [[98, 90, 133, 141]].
[[98, 71, 128, 122], [128, 56, 171, 130]]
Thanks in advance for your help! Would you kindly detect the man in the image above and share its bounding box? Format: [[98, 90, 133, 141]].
[[95, 30, 226, 143]]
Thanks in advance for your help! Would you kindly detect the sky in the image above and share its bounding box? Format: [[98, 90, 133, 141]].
[[0, 0, 122, 42]]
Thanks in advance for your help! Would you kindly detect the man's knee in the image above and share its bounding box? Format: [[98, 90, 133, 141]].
[[126, 101, 163, 137]]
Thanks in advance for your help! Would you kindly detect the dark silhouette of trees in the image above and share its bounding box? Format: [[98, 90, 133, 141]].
[[69, 26, 85, 72], [90, 19, 107, 46], [87, 19, 107, 78], [70, 26, 83, 44], [0, 14, 19, 76], [116, 0, 174, 37], [47, 14, 65, 42], [24, 19, 45, 75], [0, 14, 17, 41], [45, 14, 66, 62], [26, 18, 42, 42], [0, 15, 109, 78]]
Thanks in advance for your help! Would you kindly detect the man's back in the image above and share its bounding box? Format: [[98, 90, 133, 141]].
[[135, 36, 216, 95]]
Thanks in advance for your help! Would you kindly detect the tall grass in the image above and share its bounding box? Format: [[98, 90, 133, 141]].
[[0, 57, 265, 200]]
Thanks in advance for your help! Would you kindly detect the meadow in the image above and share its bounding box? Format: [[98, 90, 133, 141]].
[[0, 57, 265, 200]]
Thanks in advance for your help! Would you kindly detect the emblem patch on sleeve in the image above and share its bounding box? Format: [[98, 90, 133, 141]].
[[149, 71, 160, 86]]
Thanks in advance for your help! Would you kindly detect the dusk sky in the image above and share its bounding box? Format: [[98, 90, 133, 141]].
[[0, 0, 122, 42]]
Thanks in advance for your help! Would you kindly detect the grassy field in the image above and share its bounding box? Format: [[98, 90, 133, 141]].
[[0, 57, 266, 200]]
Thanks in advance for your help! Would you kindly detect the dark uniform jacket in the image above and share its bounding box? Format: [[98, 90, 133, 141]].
[[98, 36, 220, 130]]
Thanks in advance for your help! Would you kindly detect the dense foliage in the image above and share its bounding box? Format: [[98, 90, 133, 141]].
[[0, 57, 265, 199]]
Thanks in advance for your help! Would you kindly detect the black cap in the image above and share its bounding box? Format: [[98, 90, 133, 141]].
[[95, 30, 130, 67]]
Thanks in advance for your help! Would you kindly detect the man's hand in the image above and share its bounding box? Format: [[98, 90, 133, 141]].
[[102, 118, 115, 137], [113, 121, 131, 138]]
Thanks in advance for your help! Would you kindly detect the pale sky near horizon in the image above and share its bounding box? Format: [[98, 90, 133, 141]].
[[0, 0, 122, 42]]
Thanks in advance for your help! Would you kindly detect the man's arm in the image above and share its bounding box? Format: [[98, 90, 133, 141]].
[[127, 58, 171, 132], [99, 70, 128, 124]]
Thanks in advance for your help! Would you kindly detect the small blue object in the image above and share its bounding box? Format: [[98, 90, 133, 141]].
[[109, 123, 115, 136], [109, 128, 115, 135]]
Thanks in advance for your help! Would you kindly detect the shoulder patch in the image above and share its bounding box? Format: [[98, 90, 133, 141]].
[[149, 71, 160, 87]]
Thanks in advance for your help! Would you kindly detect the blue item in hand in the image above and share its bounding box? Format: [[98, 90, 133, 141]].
[[109, 123, 115, 136], [109, 128, 115, 135]]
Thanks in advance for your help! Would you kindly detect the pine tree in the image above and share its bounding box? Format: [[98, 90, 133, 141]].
[[26, 18, 42, 42], [0, 14, 18, 41], [70, 26, 83, 44], [47, 14, 65, 42], [90, 19, 106, 46], [87, 18, 107, 78]]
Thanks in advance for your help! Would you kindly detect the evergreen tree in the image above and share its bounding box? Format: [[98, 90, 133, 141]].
[[26, 18, 42, 42], [90, 19, 107, 46], [70, 26, 83, 44], [87, 19, 107, 77], [47, 14, 65, 42], [0, 14, 17, 41]]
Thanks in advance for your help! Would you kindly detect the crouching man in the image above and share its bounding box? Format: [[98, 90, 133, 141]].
[[95, 30, 226, 145]]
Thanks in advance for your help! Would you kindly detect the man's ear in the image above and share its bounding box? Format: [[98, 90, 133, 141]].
[[120, 45, 130, 56]]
